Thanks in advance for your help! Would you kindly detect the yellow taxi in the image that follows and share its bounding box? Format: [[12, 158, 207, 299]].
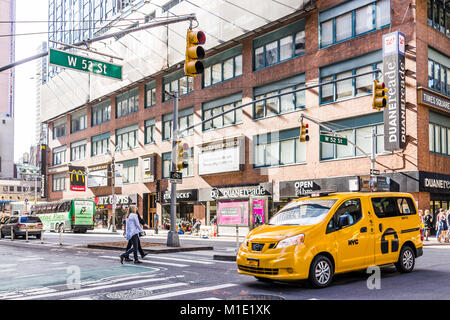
[[237, 192, 423, 288]]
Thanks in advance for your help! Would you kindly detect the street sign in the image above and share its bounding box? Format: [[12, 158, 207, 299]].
[[370, 169, 380, 175], [320, 134, 348, 146], [49, 48, 122, 80], [170, 171, 183, 184]]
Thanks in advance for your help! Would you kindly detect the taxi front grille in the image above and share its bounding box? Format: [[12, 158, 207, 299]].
[[238, 265, 279, 275]]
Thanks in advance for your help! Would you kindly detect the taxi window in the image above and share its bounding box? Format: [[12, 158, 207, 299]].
[[326, 199, 362, 233], [371, 197, 416, 218], [269, 199, 337, 226]]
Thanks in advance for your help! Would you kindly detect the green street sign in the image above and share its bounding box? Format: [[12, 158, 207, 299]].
[[49, 48, 122, 80], [320, 134, 348, 146]]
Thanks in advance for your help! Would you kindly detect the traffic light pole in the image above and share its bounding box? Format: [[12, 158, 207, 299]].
[[167, 91, 180, 247]]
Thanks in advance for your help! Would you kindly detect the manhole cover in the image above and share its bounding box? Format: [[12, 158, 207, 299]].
[[227, 294, 285, 300]]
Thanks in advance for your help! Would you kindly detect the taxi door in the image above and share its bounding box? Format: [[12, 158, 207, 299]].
[[330, 198, 374, 272], [370, 196, 402, 266]]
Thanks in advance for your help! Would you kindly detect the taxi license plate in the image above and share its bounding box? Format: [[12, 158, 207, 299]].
[[246, 258, 259, 267]]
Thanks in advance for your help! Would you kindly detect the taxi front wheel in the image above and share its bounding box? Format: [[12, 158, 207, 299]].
[[309, 255, 334, 288], [395, 245, 415, 273]]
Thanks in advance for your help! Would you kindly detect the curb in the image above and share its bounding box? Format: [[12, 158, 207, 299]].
[[213, 254, 236, 262]]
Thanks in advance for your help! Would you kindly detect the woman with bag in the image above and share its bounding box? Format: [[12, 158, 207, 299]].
[[120, 205, 145, 264]]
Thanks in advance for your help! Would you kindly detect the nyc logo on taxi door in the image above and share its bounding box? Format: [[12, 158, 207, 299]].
[[348, 239, 359, 246]]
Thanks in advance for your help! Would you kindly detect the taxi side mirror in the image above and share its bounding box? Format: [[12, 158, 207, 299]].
[[338, 215, 350, 229]]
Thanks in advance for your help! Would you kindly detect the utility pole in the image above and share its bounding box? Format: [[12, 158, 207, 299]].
[[167, 91, 180, 247]]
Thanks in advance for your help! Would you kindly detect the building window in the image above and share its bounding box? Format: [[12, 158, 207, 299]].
[[254, 128, 306, 168], [70, 140, 87, 161], [145, 81, 156, 108], [91, 100, 111, 126], [144, 119, 155, 144], [116, 88, 139, 118], [253, 75, 305, 119], [52, 174, 66, 192], [203, 51, 243, 88], [319, 0, 390, 48], [427, 0, 450, 37], [429, 118, 450, 156], [121, 159, 138, 184], [116, 124, 138, 150], [52, 119, 66, 139], [91, 133, 110, 157], [71, 110, 87, 133], [253, 20, 305, 70], [202, 94, 242, 131], [319, 52, 382, 104], [428, 48, 450, 96], [162, 149, 194, 179], [162, 108, 194, 140], [163, 73, 193, 102], [52, 146, 66, 166], [320, 119, 385, 161]]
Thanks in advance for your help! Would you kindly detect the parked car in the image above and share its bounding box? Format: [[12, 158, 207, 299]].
[[0, 215, 44, 239]]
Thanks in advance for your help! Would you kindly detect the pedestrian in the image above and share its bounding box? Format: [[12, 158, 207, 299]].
[[154, 213, 159, 234], [445, 209, 450, 243], [120, 205, 144, 264], [108, 215, 113, 231], [436, 209, 448, 243], [122, 206, 148, 262], [423, 209, 433, 241]]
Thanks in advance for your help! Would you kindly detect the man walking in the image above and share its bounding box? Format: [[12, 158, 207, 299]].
[[423, 209, 433, 241]]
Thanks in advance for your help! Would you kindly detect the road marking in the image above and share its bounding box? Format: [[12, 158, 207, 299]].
[[15, 276, 185, 300], [17, 257, 44, 262], [99, 256, 189, 267], [0, 264, 17, 268], [0, 268, 16, 273], [146, 255, 214, 265], [21, 287, 57, 295], [15, 274, 46, 279], [136, 283, 238, 300], [199, 297, 221, 300], [142, 282, 188, 291]]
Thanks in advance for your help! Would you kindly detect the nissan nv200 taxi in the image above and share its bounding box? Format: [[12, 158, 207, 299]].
[[236, 192, 423, 288]]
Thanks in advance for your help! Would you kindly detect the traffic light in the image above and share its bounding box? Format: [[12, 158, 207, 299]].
[[372, 80, 388, 110], [185, 29, 206, 77], [300, 122, 309, 142], [176, 141, 190, 171]]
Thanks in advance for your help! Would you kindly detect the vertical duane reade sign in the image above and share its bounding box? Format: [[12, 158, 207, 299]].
[[383, 31, 406, 151]]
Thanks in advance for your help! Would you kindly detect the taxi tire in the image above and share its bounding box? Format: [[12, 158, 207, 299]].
[[309, 255, 334, 289], [394, 245, 415, 273]]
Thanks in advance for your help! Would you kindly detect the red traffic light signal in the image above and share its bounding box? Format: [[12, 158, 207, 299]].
[[185, 29, 206, 77], [300, 123, 309, 142]]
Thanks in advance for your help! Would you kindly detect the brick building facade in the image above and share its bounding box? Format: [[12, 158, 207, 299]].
[[41, 0, 450, 234]]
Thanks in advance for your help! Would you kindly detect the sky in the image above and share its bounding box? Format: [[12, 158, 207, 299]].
[[13, 0, 48, 162]]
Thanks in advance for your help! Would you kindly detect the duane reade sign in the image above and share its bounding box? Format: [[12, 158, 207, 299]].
[[382, 31, 406, 151], [198, 137, 245, 175]]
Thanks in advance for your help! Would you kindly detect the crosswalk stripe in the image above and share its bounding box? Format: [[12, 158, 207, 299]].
[[99, 256, 189, 267], [135, 283, 237, 300], [142, 283, 188, 291], [15, 276, 184, 300], [145, 256, 214, 265]]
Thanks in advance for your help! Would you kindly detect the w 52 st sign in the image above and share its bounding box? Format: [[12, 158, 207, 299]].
[[49, 49, 122, 80]]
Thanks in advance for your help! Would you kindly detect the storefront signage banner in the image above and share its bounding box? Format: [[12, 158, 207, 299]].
[[95, 194, 136, 207], [209, 183, 272, 200], [69, 166, 86, 192], [198, 137, 244, 175], [420, 172, 450, 194], [419, 90, 450, 113], [279, 180, 321, 198], [252, 199, 265, 225], [218, 200, 248, 226], [382, 31, 407, 151], [162, 189, 198, 202]]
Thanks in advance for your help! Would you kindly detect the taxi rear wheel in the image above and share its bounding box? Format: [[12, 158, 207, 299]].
[[395, 245, 415, 273], [309, 255, 334, 288]]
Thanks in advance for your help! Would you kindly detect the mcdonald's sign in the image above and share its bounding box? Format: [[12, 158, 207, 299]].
[[69, 166, 87, 192]]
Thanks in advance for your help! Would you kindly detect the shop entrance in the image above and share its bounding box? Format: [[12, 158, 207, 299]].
[[143, 193, 157, 229]]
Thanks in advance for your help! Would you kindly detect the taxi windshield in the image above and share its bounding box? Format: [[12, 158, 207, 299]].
[[269, 199, 337, 226]]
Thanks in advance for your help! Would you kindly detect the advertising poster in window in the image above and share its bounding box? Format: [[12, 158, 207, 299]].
[[252, 198, 265, 226], [217, 200, 248, 226]]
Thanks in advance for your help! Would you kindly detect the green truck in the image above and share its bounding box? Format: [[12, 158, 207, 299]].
[[30, 199, 95, 233]]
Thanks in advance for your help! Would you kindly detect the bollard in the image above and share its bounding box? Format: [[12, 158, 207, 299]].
[[59, 228, 62, 246], [10, 227, 14, 241], [40, 230, 44, 244], [26, 229, 29, 242]]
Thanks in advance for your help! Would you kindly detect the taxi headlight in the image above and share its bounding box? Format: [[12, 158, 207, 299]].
[[276, 234, 305, 249]]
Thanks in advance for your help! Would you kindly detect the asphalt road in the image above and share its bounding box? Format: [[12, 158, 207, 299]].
[[0, 233, 449, 304]]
